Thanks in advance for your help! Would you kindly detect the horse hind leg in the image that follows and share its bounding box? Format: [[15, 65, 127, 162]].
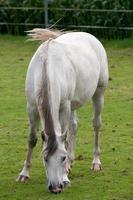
[[91, 87, 105, 171], [16, 104, 39, 182]]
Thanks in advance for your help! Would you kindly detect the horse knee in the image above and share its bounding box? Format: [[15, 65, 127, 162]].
[[70, 112, 78, 134], [28, 133, 38, 147], [92, 116, 101, 132]]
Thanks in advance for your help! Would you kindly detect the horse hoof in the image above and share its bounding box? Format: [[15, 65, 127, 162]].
[[16, 174, 30, 182], [91, 163, 102, 171]]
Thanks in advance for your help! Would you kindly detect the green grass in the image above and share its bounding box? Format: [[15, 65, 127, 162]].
[[0, 35, 133, 200]]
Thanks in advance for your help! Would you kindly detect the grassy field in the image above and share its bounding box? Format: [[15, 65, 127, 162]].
[[0, 35, 133, 200]]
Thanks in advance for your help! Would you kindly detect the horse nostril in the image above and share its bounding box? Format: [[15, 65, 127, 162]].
[[49, 184, 63, 194], [49, 185, 53, 191], [60, 184, 63, 189]]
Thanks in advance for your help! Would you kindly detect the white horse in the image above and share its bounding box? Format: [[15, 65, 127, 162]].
[[17, 29, 109, 194]]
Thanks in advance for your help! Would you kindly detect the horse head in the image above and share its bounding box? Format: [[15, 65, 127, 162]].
[[42, 131, 70, 194]]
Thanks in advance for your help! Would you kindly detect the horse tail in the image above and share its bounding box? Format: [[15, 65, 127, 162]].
[[37, 40, 54, 134], [26, 28, 62, 41], [37, 40, 58, 156]]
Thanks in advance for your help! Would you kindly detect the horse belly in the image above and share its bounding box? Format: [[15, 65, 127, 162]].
[[71, 74, 99, 110], [70, 49, 100, 110]]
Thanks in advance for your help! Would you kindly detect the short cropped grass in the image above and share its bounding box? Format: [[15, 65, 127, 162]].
[[0, 35, 133, 200]]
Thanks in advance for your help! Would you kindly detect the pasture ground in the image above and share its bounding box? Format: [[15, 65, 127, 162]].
[[0, 35, 133, 200]]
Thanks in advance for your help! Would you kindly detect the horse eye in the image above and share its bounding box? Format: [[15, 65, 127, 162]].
[[61, 156, 66, 162]]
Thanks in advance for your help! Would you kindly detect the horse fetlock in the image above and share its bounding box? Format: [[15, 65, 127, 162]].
[[91, 158, 102, 171], [24, 160, 32, 169]]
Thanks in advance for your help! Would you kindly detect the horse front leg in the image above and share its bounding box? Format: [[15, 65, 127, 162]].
[[17, 104, 39, 182], [59, 102, 72, 185], [66, 111, 78, 174], [91, 87, 104, 171]]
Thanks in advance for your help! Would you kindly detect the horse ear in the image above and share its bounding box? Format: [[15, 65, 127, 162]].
[[41, 130, 48, 142], [61, 132, 67, 142]]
